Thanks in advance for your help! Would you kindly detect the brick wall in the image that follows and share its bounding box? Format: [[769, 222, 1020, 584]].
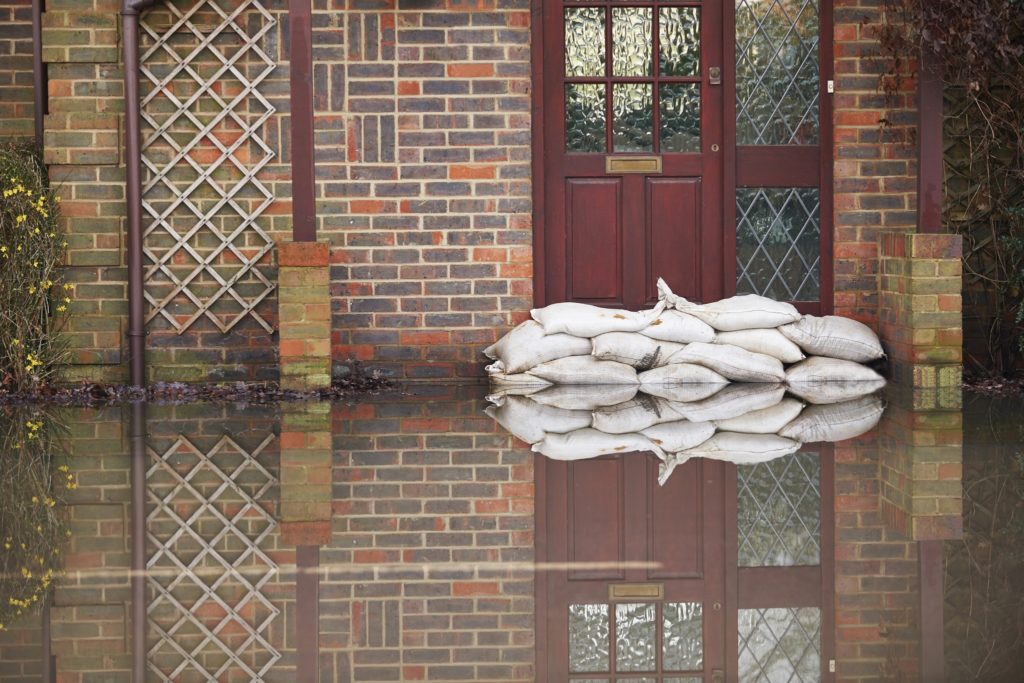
[[0, 0, 33, 140], [0, 618, 42, 683]]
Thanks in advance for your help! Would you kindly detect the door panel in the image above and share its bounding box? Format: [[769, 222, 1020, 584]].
[[646, 177, 700, 307], [569, 457, 626, 580], [568, 178, 624, 304]]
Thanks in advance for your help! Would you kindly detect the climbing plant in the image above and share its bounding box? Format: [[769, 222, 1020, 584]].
[[877, 0, 1024, 374]]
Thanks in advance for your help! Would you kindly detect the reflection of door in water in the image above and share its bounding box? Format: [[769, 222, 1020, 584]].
[[541, 0, 832, 313]]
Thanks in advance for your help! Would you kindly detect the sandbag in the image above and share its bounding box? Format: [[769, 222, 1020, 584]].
[[532, 428, 665, 461], [786, 379, 887, 405], [529, 384, 638, 411], [639, 363, 729, 387], [484, 395, 591, 444], [779, 315, 885, 362], [484, 320, 592, 374], [657, 278, 800, 331], [591, 333, 687, 370], [714, 397, 805, 434], [670, 343, 786, 383], [642, 420, 716, 453], [527, 356, 640, 385], [640, 310, 716, 344], [779, 395, 885, 443], [531, 301, 666, 338], [639, 381, 725, 404], [786, 356, 885, 383], [713, 329, 805, 364], [678, 431, 801, 464], [591, 394, 675, 434], [676, 383, 786, 422]]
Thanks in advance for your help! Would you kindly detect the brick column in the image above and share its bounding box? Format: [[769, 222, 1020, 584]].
[[878, 231, 963, 389], [279, 403, 333, 545], [278, 241, 332, 391]]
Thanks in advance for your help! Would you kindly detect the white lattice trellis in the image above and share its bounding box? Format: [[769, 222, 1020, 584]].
[[140, 0, 277, 334], [146, 433, 280, 682]]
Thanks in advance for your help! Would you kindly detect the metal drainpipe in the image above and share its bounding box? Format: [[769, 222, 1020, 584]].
[[122, 0, 159, 388], [32, 0, 44, 145]]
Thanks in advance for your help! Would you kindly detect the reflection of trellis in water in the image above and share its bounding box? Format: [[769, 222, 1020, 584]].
[[146, 433, 280, 682], [139, 0, 277, 334]]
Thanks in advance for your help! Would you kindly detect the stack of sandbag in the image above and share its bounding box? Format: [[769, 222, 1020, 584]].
[[485, 278, 887, 395], [485, 381, 885, 486]]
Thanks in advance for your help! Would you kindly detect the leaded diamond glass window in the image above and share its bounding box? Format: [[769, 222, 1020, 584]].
[[738, 607, 822, 682], [736, 0, 820, 145], [737, 451, 821, 567], [736, 187, 820, 302]]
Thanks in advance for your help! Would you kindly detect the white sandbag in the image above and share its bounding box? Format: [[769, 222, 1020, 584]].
[[786, 356, 885, 383], [484, 395, 591, 444], [713, 329, 805, 364], [640, 310, 716, 344], [591, 395, 678, 435], [676, 383, 786, 422], [529, 384, 638, 411], [670, 343, 785, 383], [531, 301, 666, 338], [532, 428, 665, 461], [779, 315, 885, 362], [657, 278, 800, 331], [639, 363, 729, 387], [527, 356, 640, 385], [779, 395, 885, 443], [786, 379, 887, 405], [484, 320, 592, 374], [640, 381, 725, 404], [642, 420, 716, 453], [678, 431, 801, 464], [591, 333, 687, 370], [714, 398, 805, 434]]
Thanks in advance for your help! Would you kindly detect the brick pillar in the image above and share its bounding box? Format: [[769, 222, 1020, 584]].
[[278, 241, 332, 391], [878, 231, 963, 389], [279, 403, 333, 546]]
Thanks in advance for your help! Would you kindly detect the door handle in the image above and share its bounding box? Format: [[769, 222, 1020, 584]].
[[708, 66, 722, 85]]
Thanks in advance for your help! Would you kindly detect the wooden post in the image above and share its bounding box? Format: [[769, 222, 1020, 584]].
[[289, 0, 316, 242]]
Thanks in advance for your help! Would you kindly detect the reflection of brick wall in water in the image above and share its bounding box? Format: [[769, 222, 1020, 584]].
[[323, 391, 535, 681]]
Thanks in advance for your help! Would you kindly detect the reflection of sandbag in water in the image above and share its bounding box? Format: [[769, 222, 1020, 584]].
[[785, 357, 886, 404], [779, 395, 885, 443], [484, 395, 591, 444], [531, 301, 666, 337], [591, 394, 680, 435], [639, 363, 729, 387], [591, 332, 687, 370], [527, 356, 640, 385], [642, 419, 716, 453], [658, 278, 801, 331], [531, 428, 665, 461], [786, 378, 886, 405], [677, 431, 801, 464], [670, 343, 786, 383], [713, 397, 805, 434], [675, 383, 786, 422], [639, 309, 716, 344], [484, 320, 592, 374], [486, 372, 552, 389], [639, 381, 725, 404], [779, 315, 885, 362], [713, 329, 805, 364], [529, 384, 639, 411]]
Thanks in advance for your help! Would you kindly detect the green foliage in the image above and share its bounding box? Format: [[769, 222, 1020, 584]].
[[0, 141, 70, 390], [0, 407, 71, 632]]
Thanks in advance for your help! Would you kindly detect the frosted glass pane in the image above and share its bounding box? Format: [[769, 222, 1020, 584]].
[[613, 8, 653, 77], [570, 603, 610, 672], [615, 602, 656, 672], [664, 602, 703, 671], [660, 83, 700, 152], [613, 84, 653, 152], [565, 7, 605, 78], [566, 84, 607, 153], [659, 7, 700, 76]]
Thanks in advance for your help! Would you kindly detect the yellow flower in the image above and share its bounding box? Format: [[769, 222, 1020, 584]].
[[0, 246, 6, 253], [11, 339, 19, 346], [64, 283, 73, 290], [15, 214, 26, 224], [56, 305, 67, 312], [27, 286, 36, 294]]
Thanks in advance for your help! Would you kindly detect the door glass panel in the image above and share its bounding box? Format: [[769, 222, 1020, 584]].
[[663, 602, 703, 671], [566, 84, 607, 153], [738, 607, 822, 682], [660, 83, 701, 152], [565, 7, 606, 77], [612, 84, 653, 152], [736, 0, 820, 145], [615, 603, 657, 672], [612, 8, 653, 77], [570, 603, 611, 672], [659, 7, 700, 76], [735, 188, 820, 302], [737, 451, 821, 567]]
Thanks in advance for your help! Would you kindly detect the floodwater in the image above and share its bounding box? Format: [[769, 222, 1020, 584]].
[[0, 383, 1021, 683]]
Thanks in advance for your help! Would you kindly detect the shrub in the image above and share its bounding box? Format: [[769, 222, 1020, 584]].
[[0, 142, 70, 390]]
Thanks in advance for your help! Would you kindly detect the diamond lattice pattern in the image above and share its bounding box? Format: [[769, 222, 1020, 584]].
[[736, 187, 820, 302], [146, 433, 280, 682], [738, 607, 821, 682], [737, 451, 821, 567], [140, 0, 277, 334], [736, 0, 820, 145]]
